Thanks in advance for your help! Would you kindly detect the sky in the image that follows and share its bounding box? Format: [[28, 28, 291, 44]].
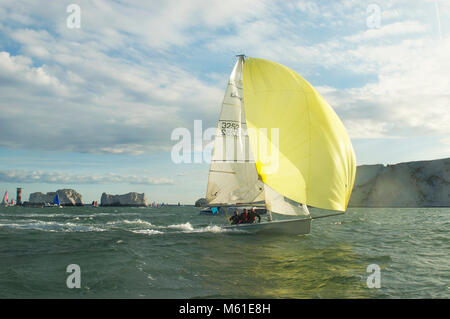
[[0, 0, 449, 204]]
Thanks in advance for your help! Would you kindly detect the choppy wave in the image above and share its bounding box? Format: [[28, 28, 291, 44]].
[[0, 206, 449, 298], [165, 222, 239, 233], [183, 225, 230, 233], [124, 222, 239, 236], [107, 219, 154, 227], [0, 221, 105, 232], [0, 217, 242, 235], [167, 222, 194, 231]]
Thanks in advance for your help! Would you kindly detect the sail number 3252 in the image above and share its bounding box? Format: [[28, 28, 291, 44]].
[[221, 121, 240, 136]]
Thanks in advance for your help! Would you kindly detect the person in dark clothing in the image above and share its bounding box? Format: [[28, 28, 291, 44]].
[[238, 208, 248, 224], [248, 207, 261, 223], [230, 210, 240, 225]]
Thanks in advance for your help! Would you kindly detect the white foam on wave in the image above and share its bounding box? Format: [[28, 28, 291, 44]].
[[197, 225, 227, 233], [181, 224, 236, 234], [123, 219, 153, 227], [131, 229, 163, 235], [165, 222, 244, 234], [107, 219, 154, 227], [167, 222, 194, 231], [0, 220, 105, 232]]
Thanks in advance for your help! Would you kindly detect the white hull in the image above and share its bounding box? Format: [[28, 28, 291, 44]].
[[224, 218, 311, 235]]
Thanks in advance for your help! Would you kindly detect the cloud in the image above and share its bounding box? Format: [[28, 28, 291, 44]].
[[0, 0, 449, 156], [0, 170, 174, 185], [315, 34, 450, 139], [344, 21, 429, 42], [0, 0, 260, 154]]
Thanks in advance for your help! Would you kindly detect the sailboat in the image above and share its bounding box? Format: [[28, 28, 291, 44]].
[[2, 191, 8, 207], [45, 193, 62, 208], [53, 193, 62, 208], [204, 56, 356, 235]]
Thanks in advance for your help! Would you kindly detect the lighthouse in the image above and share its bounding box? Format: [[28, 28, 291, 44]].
[[16, 187, 22, 206]]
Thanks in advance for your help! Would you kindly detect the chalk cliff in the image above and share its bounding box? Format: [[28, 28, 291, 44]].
[[195, 158, 449, 208], [349, 157, 450, 207], [100, 192, 148, 207], [28, 189, 83, 206]]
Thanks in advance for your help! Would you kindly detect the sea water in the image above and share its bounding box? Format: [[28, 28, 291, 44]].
[[0, 206, 448, 298]]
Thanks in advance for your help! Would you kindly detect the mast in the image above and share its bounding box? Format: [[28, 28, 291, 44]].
[[205, 56, 311, 219], [205, 55, 264, 206]]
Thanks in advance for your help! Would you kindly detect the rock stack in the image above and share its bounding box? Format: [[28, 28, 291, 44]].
[[28, 189, 83, 206], [100, 192, 148, 207]]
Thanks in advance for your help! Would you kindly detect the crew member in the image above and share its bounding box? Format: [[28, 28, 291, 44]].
[[230, 210, 240, 224], [248, 207, 261, 223], [238, 208, 248, 224]]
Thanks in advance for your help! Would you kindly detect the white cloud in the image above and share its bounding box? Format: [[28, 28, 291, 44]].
[[0, 170, 174, 185], [0, 0, 449, 156], [345, 21, 429, 42], [0, 51, 63, 90]]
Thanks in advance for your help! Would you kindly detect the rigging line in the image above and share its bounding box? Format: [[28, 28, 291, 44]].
[[209, 170, 236, 174], [218, 119, 245, 123]]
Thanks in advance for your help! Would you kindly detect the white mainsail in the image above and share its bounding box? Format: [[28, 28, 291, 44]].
[[206, 57, 264, 205]]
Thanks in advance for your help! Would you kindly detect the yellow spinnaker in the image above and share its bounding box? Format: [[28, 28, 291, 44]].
[[243, 58, 356, 212]]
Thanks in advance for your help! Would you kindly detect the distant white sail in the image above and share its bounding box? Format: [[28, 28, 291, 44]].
[[206, 57, 264, 205], [2, 191, 7, 206]]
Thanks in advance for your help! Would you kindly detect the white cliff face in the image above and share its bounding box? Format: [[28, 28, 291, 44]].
[[349, 158, 450, 207], [100, 192, 148, 207], [57, 189, 83, 206], [28, 189, 83, 206], [29, 192, 54, 204]]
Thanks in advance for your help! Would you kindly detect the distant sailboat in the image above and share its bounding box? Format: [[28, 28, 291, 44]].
[[2, 191, 8, 207], [204, 56, 356, 235], [53, 193, 60, 205], [45, 193, 62, 208]]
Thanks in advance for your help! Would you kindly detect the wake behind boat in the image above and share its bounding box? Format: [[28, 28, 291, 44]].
[[202, 55, 356, 235]]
